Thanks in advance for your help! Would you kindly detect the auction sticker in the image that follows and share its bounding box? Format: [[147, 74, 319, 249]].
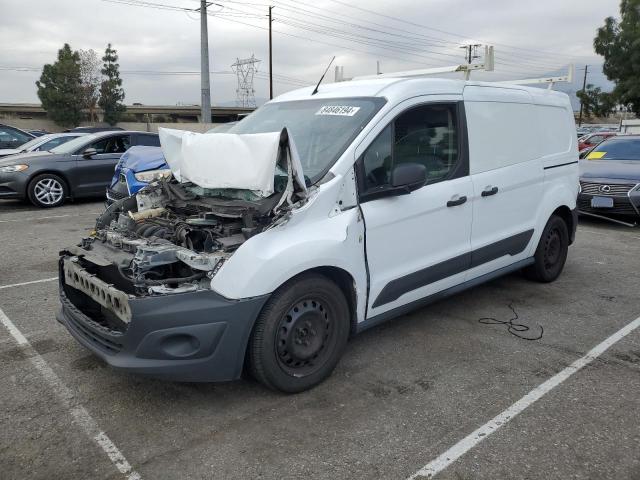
[[316, 105, 361, 116]]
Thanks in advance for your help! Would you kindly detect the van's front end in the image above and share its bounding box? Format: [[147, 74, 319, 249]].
[[58, 93, 388, 386]]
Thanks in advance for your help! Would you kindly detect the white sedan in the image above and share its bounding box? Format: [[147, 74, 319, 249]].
[[0, 132, 87, 158]]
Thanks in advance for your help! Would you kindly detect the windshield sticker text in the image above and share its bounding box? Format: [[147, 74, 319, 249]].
[[315, 105, 361, 117]]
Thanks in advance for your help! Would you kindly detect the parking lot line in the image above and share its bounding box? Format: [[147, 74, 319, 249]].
[[408, 314, 640, 480], [0, 277, 58, 290], [0, 212, 101, 223], [0, 307, 142, 480]]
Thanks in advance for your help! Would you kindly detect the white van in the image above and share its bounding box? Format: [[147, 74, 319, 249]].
[[57, 77, 578, 393]]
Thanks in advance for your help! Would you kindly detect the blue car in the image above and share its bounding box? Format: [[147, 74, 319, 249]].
[[107, 146, 169, 203]]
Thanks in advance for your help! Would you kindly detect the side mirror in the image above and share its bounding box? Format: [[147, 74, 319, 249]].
[[82, 147, 98, 158], [390, 163, 427, 194]]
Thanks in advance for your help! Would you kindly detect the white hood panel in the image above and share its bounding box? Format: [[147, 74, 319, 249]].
[[159, 128, 282, 196]]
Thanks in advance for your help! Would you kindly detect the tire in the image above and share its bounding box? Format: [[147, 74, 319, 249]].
[[248, 273, 350, 393], [523, 214, 569, 283], [27, 173, 68, 208]]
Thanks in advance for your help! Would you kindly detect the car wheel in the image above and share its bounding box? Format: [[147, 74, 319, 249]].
[[248, 273, 350, 393], [27, 173, 68, 208], [523, 215, 569, 282]]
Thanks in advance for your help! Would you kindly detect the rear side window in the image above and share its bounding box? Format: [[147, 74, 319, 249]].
[[361, 103, 461, 193], [136, 134, 160, 147]]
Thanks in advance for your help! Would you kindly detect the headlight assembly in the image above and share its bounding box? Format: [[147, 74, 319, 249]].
[[134, 168, 172, 183], [0, 164, 28, 173]]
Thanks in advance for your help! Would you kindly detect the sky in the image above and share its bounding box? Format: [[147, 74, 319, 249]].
[[0, 0, 621, 107]]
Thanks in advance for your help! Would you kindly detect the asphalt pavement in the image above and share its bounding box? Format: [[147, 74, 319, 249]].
[[1, 198, 639, 480]]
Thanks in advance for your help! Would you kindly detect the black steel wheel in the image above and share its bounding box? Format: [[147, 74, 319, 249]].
[[524, 215, 569, 282], [248, 273, 350, 393]]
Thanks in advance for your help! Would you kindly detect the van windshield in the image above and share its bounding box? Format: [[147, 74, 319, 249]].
[[229, 97, 386, 183]]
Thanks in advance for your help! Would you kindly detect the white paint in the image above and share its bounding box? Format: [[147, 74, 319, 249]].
[[0, 277, 58, 290], [0, 212, 100, 224], [0, 307, 141, 480], [408, 315, 640, 479]]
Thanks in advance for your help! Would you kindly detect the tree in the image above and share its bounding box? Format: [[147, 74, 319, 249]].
[[36, 44, 83, 127], [576, 84, 615, 118], [594, 0, 640, 115], [98, 43, 126, 125], [78, 49, 101, 123]]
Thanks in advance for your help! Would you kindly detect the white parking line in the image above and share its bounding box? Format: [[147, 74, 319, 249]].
[[408, 315, 640, 479], [0, 212, 101, 223], [0, 277, 58, 290], [0, 307, 142, 480]]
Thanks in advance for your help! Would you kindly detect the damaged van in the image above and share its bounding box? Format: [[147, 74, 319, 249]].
[[57, 78, 578, 392]]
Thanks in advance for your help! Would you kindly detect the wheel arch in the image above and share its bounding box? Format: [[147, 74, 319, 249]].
[[551, 205, 576, 245]]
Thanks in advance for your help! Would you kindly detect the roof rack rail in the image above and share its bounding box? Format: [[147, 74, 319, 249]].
[[352, 46, 495, 81], [496, 64, 575, 90]]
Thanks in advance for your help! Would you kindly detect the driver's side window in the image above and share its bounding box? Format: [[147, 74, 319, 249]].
[[362, 103, 460, 192], [87, 135, 131, 155]]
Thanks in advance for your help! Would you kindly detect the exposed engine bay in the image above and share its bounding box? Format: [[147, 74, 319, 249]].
[[60, 129, 309, 321]]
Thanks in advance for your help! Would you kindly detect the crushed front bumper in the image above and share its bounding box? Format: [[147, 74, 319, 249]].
[[57, 261, 269, 382]]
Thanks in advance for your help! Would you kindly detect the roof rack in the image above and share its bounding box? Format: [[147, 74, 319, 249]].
[[346, 46, 574, 91], [496, 64, 575, 90]]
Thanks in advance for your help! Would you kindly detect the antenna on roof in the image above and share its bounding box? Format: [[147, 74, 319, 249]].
[[312, 56, 336, 95]]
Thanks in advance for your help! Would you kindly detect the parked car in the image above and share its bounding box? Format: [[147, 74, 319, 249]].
[[107, 145, 167, 202], [0, 130, 160, 208], [27, 129, 50, 137], [0, 132, 87, 158], [0, 124, 35, 150], [57, 79, 578, 392], [578, 132, 617, 152], [578, 135, 640, 220], [106, 123, 238, 202], [64, 126, 125, 133]]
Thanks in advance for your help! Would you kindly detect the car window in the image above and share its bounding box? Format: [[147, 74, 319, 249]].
[[136, 134, 160, 147], [0, 127, 31, 144], [89, 135, 131, 154], [589, 135, 604, 144], [362, 103, 460, 192], [37, 136, 76, 151]]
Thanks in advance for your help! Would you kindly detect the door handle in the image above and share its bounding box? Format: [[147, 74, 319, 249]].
[[447, 196, 467, 207], [481, 186, 499, 197]]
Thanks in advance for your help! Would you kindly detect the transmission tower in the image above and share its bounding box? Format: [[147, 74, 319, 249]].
[[232, 55, 260, 108]]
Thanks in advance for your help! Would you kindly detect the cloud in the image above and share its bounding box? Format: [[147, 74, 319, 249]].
[[0, 0, 620, 105]]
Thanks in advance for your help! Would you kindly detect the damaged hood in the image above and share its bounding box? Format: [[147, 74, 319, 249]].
[[158, 127, 307, 197]]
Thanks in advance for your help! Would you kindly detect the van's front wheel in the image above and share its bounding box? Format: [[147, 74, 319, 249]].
[[248, 273, 350, 393], [524, 215, 569, 282]]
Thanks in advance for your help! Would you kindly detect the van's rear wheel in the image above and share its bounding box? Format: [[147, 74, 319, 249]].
[[248, 273, 350, 393], [524, 215, 569, 282]]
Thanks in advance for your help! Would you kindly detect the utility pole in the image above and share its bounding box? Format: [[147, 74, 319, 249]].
[[200, 1, 212, 124], [268, 6, 274, 100], [578, 65, 589, 127]]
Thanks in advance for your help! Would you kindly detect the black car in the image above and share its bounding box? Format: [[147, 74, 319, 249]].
[[27, 129, 50, 137], [578, 135, 640, 220], [0, 124, 35, 149], [64, 126, 125, 133], [0, 130, 160, 208]]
